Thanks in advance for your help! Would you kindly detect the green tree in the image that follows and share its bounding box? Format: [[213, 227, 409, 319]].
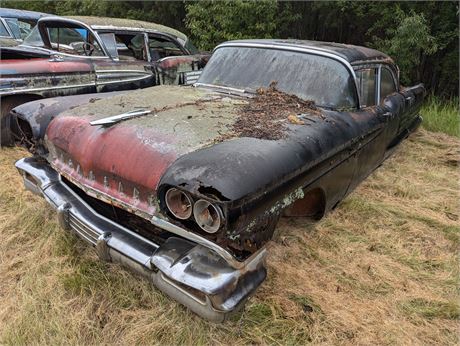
[[2, 0, 458, 97], [185, 0, 280, 51], [371, 9, 438, 85]]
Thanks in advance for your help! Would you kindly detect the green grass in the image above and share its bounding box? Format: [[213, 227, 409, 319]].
[[401, 298, 460, 320], [1, 129, 459, 345], [421, 96, 459, 137]]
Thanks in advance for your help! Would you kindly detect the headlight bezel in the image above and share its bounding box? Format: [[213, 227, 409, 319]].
[[192, 199, 223, 234], [164, 187, 193, 220], [163, 186, 224, 233]]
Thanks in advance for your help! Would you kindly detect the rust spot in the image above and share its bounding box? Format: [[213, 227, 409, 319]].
[[283, 188, 325, 218]]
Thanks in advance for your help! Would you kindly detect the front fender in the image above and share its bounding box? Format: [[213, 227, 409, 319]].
[[12, 92, 122, 147]]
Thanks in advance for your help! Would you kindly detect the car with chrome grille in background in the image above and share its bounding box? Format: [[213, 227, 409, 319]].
[[0, 15, 209, 145], [14, 39, 424, 322]]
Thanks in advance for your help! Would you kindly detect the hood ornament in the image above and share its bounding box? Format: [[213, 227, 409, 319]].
[[90, 109, 152, 126]]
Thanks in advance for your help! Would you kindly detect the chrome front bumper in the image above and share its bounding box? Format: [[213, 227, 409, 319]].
[[15, 157, 267, 322]]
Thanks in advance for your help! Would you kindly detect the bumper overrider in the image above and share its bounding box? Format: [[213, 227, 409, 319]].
[[15, 157, 267, 322]]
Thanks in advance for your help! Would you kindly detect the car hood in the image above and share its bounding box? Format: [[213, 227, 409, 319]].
[[45, 85, 245, 216]]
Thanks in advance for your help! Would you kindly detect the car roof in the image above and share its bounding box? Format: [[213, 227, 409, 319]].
[[0, 8, 48, 20], [220, 39, 394, 65], [66, 16, 187, 41]]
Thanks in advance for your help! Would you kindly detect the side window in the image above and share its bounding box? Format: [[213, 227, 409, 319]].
[[380, 68, 397, 103], [356, 68, 377, 107], [98, 32, 119, 59], [116, 33, 147, 61], [0, 20, 10, 37], [5, 18, 33, 39], [148, 35, 185, 61], [48, 27, 104, 57]]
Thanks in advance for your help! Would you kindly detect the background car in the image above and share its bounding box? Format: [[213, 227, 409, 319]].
[[0, 15, 209, 145], [0, 8, 48, 46], [14, 39, 424, 321]]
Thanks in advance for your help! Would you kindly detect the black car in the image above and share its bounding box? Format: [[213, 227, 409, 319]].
[[14, 39, 424, 322]]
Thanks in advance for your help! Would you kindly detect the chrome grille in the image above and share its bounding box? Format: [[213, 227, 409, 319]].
[[68, 212, 100, 245], [184, 70, 202, 85]]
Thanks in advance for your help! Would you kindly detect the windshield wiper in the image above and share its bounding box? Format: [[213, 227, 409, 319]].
[[194, 83, 249, 95]]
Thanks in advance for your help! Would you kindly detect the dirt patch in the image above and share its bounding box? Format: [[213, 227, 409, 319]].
[[221, 82, 323, 140]]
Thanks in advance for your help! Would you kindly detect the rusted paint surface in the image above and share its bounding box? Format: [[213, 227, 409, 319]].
[[1, 58, 92, 75], [22, 40, 425, 262], [47, 118, 177, 216], [42, 80, 424, 260], [157, 55, 208, 70], [1, 16, 210, 140], [44, 86, 240, 218]]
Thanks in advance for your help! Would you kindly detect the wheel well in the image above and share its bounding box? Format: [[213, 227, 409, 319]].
[[2, 94, 43, 109], [1, 94, 43, 146], [283, 187, 326, 220]]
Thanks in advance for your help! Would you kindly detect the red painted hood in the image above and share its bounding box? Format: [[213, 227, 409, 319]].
[[44, 86, 241, 216], [46, 117, 178, 215]]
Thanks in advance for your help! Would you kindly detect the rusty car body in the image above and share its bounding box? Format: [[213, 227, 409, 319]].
[[14, 39, 424, 321], [0, 15, 209, 145]]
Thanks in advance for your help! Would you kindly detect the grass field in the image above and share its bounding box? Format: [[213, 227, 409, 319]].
[[421, 96, 459, 138], [0, 128, 459, 345]]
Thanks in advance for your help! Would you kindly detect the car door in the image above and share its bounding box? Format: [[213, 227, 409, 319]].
[[345, 65, 402, 193], [92, 30, 155, 92], [36, 19, 102, 96]]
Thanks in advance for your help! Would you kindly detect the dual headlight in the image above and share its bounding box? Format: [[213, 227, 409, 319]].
[[164, 187, 223, 233]]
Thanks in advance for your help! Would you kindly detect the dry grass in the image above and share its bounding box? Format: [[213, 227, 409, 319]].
[[0, 129, 458, 345]]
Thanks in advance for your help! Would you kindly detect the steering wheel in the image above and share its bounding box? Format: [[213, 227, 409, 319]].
[[82, 42, 95, 56]]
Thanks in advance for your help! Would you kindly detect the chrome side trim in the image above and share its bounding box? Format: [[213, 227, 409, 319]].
[[95, 73, 153, 86], [0, 73, 152, 96], [0, 81, 96, 96], [95, 69, 152, 74]]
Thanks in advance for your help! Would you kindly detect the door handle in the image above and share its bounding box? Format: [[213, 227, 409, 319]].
[[49, 54, 64, 62], [383, 111, 393, 117], [405, 96, 413, 101]]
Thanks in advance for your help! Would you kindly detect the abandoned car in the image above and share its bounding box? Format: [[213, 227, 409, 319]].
[[15, 39, 424, 321], [0, 15, 209, 145], [0, 8, 48, 46]]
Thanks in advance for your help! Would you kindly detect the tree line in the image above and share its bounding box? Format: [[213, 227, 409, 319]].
[[4, 0, 459, 98]]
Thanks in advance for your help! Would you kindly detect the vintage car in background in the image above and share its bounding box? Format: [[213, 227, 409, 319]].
[[0, 15, 209, 145], [14, 39, 424, 321], [0, 8, 48, 46]]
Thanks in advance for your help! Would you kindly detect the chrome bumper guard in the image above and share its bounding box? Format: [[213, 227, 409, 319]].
[[15, 157, 267, 322]]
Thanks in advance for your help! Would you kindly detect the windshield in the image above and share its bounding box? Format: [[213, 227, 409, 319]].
[[197, 46, 357, 109]]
